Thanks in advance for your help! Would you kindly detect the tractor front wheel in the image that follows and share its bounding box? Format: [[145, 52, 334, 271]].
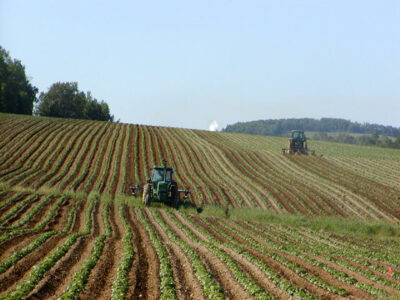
[[143, 184, 151, 206]]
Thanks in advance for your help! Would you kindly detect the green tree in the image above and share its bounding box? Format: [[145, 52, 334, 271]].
[[36, 82, 113, 121], [0, 46, 38, 114], [85, 92, 114, 121], [36, 82, 86, 119]]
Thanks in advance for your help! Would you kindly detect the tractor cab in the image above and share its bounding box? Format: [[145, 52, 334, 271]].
[[291, 130, 306, 141], [151, 167, 173, 182]]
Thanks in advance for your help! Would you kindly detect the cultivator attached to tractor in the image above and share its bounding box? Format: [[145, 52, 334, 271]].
[[282, 130, 315, 155]]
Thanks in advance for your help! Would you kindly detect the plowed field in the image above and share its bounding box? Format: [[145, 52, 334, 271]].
[[1, 113, 400, 299]]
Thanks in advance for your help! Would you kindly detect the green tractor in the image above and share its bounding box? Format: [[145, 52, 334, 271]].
[[282, 130, 315, 155], [130, 164, 190, 208]]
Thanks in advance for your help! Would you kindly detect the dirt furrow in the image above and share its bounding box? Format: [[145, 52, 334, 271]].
[[0, 200, 83, 293], [306, 253, 400, 296], [26, 201, 100, 299], [174, 134, 227, 206], [145, 209, 206, 300], [136, 125, 145, 183], [153, 128, 203, 206], [0, 121, 68, 181], [126, 207, 160, 300], [0, 119, 38, 151], [267, 151, 367, 219], [99, 124, 122, 194], [0, 198, 71, 260], [0, 120, 43, 164], [124, 124, 136, 193], [208, 217, 340, 298], [80, 203, 123, 299], [158, 210, 251, 300], [292, 156, 400, 220], [254, 152, 343, 216], [0, 121, 51, 169], [51, 122, 103, 190], [0, 193, 27, 218], [112, 124, 129, 197], [1, 195, 40, 227], [174, 129, 240, 207], [22, 196, 57, 229], [228, 220, 369, 298], [73, 124, 112, 192], [173, 212, 291, 299], [161, 127, 213, 205]]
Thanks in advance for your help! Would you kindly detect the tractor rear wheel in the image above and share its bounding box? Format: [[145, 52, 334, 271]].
[[143, 184, 151, 206]]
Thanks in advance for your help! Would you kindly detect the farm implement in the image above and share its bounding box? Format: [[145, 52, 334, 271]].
[[130, 162, 190, 208], [282, 130, 315, 155]]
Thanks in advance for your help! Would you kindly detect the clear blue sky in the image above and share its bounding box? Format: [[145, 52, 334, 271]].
[[1, 0, 399, 129]]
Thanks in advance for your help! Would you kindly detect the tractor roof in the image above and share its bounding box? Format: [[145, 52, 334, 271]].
[[152, 166, 173, 171]]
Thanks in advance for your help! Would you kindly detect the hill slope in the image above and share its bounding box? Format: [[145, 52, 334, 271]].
[[1, 113, 400, 299], [1, 113, 400, 221]]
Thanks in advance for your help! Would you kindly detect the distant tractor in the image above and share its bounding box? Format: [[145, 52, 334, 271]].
[[282, 130, 315, 155], [130, 163, 190, 208]]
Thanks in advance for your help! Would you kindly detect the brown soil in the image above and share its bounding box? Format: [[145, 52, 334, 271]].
[[126, 207, 160, 300], [174, 130, 228, 207], [79, 203, 123, 299], [99, 125, 122, 194], [0, 119, 40, 152], [136, 125, 145, 183], [26, 201, 100, 299], [220, 244, 294, 300], [0, 122, 67, 183], [73, 124, 111, 192], [189, 215, 228, 243], [207, 217, 342, 298], [161, 127, 212, 206], [25, 123, 89, 190], [141, 126, 153, 178], [0, 193, 27, 218], [124, 125, 136, 193], [157, 210, 250, 300], [226, 148, 296, 213], [292, 156, 400, 221], [51, 122, 102, 191], [275, 250, 369, 298], [0, 121, 49, 169], [0, 233, 68, 292], [23, 196, 57, 229], [46, 198, 74, 232], [0, 231, 40, 261], [172, 129, 238, 207], [307, 253, 400, 296], [145, 209, 206, 300], [1, 195, 40, 227], [20, 121, 87, 188], [254, 151, 347, 217], [0, 200, 82, 293], [78, 125, 114, 193], [334, 256, 400, 285], [111, 124, 129, 197]]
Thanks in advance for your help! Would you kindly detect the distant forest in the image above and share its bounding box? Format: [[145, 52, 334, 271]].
[[223, 118, 400, 149]]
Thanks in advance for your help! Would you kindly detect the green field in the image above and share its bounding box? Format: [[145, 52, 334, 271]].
[[1, 113, 400, 299]]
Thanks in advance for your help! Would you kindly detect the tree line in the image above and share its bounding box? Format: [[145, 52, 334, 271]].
[[223, 118, 400, 149], [311, 132, 400, 149], [223, 118, 400, 137], [0, 46, 113, 121]]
